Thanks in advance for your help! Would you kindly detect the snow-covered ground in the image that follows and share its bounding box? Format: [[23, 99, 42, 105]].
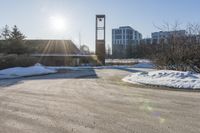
[[0, 64, 57, 79], [0, 59, 153, 79], [106, 59, 138, 64], [47, 65, 137, 70], [105, 59, 151, 64], [0, 61, 153, 79], [123, 70, 200, 89], [2, 61, 199, 89], [132, 62, 155, 68], [48, 60, 155, 70]]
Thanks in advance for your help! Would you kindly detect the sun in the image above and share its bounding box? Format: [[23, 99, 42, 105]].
[[49, 15, 67, 32]]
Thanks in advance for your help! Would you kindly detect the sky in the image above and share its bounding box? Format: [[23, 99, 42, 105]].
[[0, 0, 200, 51]]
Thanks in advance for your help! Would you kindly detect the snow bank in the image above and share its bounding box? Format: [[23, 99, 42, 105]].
[[123, 70, 200, 89], [0, 64, 57, 79]]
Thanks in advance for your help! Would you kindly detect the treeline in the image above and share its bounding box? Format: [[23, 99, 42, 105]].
[[135, 24, 200, 72], [0, 25, 31, 54], [0, 25, 37, 69]]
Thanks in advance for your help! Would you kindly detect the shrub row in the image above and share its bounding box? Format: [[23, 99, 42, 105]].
[[0, 54, 38, 70]]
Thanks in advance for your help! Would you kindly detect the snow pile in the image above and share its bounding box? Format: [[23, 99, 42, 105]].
[[0, 64, 57, 79], [123, 70, 200, 89]]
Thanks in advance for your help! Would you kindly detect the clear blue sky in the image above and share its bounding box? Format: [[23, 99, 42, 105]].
[[0, 0, 200, 51]]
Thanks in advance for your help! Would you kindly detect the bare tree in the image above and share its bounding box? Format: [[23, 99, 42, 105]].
[[151, 22, 200, 72]]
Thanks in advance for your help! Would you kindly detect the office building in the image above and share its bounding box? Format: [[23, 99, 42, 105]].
[[112, 26, 142, 58]]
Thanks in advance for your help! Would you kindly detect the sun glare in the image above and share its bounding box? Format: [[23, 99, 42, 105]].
[[49, 15, 67, 32]]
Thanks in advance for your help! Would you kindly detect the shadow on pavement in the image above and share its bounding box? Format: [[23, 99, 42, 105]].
[[113, 67, 141, 73], [110, 66, 153, 73]]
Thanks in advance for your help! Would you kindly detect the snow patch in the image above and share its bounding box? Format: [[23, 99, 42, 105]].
[[133, 63, 155, 68], [123, 70, 200, 89], [137, 59, 151, 63], [0, 64, 57, 79]]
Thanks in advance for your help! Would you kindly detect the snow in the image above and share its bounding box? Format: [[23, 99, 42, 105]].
[[133, 62, 155, 68], [47, 60, 155, 70], [106, 59, 138, 64], [137, 59, 151, 63], [105, 59, 151, 64], [0, 64, 57, 79], [123, 70, 200, 89], [47, 65, 149, 71]]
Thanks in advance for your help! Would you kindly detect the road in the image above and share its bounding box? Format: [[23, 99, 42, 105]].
[[0, 68, 200, 133]]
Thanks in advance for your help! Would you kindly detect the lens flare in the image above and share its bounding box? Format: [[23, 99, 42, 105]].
[[139, 98, 166, 124]]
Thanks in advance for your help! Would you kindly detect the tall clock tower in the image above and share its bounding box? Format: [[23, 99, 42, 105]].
[[95, 15, 106, 65]]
